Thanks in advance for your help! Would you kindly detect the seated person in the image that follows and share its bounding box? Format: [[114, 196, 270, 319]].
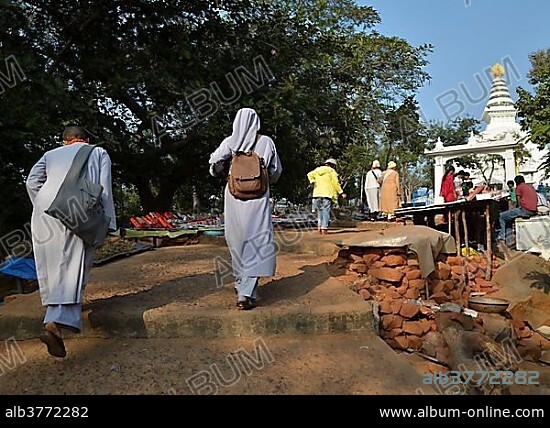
[[497, 175, 538, 247], [507, 180, 518, 209], [464, 172, 473, 194]]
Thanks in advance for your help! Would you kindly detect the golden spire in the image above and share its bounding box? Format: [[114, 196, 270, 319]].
[[491, 63, 505, 78]]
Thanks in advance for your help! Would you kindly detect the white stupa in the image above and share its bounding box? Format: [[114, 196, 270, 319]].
[[426, 63, 548, 200], [480, 63, 547, 186]]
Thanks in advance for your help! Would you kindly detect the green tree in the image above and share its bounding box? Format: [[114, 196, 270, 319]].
[[0, 0, 432, 243], [517, 48, 550, 175]]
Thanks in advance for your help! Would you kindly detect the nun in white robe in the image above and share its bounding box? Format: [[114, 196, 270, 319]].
[[209, 108, 282, 308], [26, 141, 116, 333]]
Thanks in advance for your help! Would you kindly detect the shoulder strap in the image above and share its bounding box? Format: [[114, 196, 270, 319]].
[[66, 144, 96, 181], [250, 133, 262, 153]]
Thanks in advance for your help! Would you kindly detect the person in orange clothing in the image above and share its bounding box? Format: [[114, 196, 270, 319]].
[[379, 161, 401, 220]]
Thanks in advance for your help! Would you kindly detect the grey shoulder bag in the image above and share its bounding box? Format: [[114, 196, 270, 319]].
[[45, 145, 109, 248]]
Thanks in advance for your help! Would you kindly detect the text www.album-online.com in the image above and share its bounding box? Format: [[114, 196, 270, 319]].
[[380, 407, 544, 418]]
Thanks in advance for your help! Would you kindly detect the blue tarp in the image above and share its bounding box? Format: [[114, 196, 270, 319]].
[[0, 257, 37, 281]]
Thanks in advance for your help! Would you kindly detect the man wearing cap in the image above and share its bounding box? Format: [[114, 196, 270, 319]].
[[364, 160, 382, 220], [307, 159, 345, 234]]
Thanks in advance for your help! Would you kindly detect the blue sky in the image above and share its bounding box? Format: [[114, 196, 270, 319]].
[[360, 0, 550, 124]]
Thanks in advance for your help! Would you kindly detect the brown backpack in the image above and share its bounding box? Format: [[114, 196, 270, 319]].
[[227, 135, 269, 200]]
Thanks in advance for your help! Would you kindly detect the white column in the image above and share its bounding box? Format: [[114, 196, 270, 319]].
[[503, 149, 516, 183], [434, 155, 445, 205]]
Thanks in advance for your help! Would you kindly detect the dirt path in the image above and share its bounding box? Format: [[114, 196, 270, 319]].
[[0, 244, 435, 395]]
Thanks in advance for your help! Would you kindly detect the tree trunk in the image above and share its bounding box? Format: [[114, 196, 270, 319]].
[[135, 176, 178, 213]]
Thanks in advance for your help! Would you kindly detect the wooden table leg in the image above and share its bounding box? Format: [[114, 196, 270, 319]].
[[462, 210, 469, 258], [485, 205, 492, 280], [454, 210, 461, 255]]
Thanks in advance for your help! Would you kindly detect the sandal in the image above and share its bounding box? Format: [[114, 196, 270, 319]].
[[40, 323, 66, 358], [236, 297, 257, 311]]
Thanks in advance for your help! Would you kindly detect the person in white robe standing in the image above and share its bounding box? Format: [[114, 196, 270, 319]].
[[26, 126, 116, 357], [364, 160, 382, 220], [209, 108, 282, 310]]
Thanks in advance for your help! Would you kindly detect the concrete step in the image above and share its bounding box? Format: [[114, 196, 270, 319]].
[[0, 247, 375, 340]]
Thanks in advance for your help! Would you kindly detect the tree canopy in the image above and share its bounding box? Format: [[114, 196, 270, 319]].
[[0, 0, 432, 246], [517, 48, 550, 173]]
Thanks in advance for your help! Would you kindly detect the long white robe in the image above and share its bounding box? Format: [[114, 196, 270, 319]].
[[26, 143, 116, 306], [209, 136, 282, 279], [364, 168, 381, 213]]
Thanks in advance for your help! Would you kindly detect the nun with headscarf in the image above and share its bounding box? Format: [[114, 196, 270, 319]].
[[209, 108, 282, 310]]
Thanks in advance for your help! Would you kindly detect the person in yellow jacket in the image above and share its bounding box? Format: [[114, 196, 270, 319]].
[[307, 158, 345, 234]]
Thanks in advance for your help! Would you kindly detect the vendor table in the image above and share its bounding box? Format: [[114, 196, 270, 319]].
[[394, 197, 508, 280], [123, 228, 199, 247]]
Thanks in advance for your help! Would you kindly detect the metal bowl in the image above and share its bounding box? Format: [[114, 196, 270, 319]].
[[468, 296, 510, 314]]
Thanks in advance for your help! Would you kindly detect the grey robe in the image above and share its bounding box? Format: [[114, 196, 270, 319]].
[[209, 135, 282, 279], [26, 143, 116, 305]]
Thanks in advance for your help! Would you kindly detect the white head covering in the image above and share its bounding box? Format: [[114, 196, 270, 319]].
[[387, 161, 397, 169], [325, 158, 337, 166], [225, 108, 261, 152], [372, 160, 380, 168]]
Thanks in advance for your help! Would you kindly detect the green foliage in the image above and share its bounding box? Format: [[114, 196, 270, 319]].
[[0, 0, 432, 242], [517, 49, 550, 175]]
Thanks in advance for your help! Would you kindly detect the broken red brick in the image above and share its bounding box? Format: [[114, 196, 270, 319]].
[[408, 279, 426, 289], [381, 254, 407, 267], [429, 279, 447, 294], [356, 280, 370, 290], [451, 265, 464, 275], [362, 253, 381, 266], [420, 318, 435, 335], [406, 270, 422, 280], [434, 262, 451, 280], [451, 272, 465, 283], [402, 321, 425, 336], [393, 335, 410, 350], [378, 300, 393, 314], [380, 314, 405, 330], [399, 302, 421, 319], [407, 259, 420, 267], [349, 254, 364, 263], [466, 262, 478, 274], [349, 262, 368, 274], [407, 335, 423, 350], [404, 288, 420, 299], [369, 267, 405, 283], [390, 300, 403, 315], [396, 284, 408, 295], [430, 291, 450, 304], [381, 328, 403, 339]]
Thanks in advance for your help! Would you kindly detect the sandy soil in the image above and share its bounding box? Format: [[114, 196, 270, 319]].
[[1, 242, 548, 396]]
